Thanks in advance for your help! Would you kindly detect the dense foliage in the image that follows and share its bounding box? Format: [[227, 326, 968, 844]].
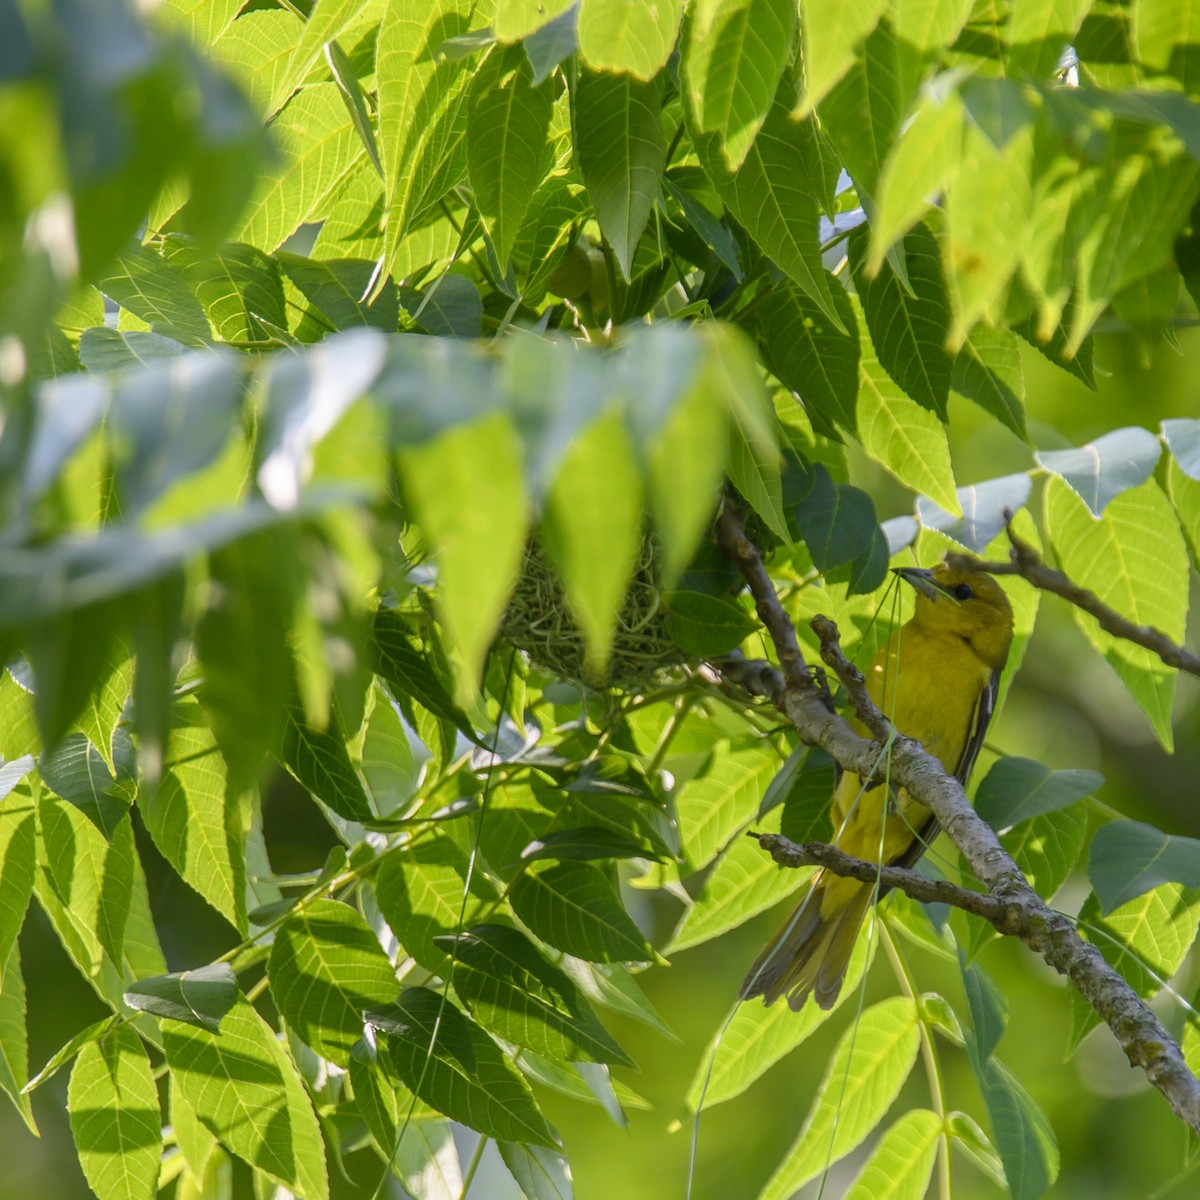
[[4, 1, 1200, 1198]]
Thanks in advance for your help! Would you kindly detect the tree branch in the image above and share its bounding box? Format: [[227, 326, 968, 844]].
[[945, 515, 1200, 678], [714, 500, 1200, 1135]]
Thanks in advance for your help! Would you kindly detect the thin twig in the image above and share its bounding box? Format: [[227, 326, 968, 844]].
[[946, 514, 1200, 678], [713, 498, 1200, 1135]]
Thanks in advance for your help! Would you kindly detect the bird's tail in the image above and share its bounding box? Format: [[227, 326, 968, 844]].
[[739, 874, 874, 1011]]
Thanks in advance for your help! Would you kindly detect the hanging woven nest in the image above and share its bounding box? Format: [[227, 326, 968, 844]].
[[499, 531, 691, 689]]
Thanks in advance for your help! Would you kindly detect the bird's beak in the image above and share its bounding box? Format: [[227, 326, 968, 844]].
[[892, 566, 944, 601]]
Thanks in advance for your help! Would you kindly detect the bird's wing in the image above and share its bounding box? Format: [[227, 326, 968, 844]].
[[885, 666, 1001, 874]]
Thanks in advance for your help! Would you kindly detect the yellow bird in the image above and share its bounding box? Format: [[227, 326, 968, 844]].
[[741, 563, 1015, 1011]]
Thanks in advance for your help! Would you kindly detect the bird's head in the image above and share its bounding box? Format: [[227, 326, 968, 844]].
[[893, 563, 1014, 671]]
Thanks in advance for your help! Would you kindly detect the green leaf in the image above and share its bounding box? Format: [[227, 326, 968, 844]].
[[0, 786, 35, 975], [498, 1141, 574, 1200], [951, 326, 1028, 440], [495, 0, 576, 41], [668, 813, 813, 953], [142, 706, 246, 931], [268, 899, 400, 1065], [682, 0, 796, 169], [234, 84, 359, 253], [0, 946, 35, 1131], [279, 700, 375, 823], [1133, 0, 1200, 94], [277, 254, 399, 332], [574, 69, 664, 281], [798, 0, 888, 115], [1007, 0, 1094, 77], [793, 465, 886, 585], [400, 412, 527, 698], [68, 1025, 161, 1200], [77, 327, 186, 372], [850, 223, 952, 419], [368, 987, 557, 1147], [164, 995, 329, 1200], [577, 0, 682, 79], [375, 839, 494, 973], [853, 297, 960, 514], [268, 0, 361, 116], [758, 276, 860, 435], [696, 92, 841, 325], [1089, 820, 1200, 913], [163, 237, 288, 344], [539, 408, 644, 676], [684, 936, 871, 1110], [977, 1058, 1059, 1200], [520, 827, 663, 864], [675, 742, 779, 870], [468, 46, 555, 265], [523, 7, 580, 83], [960, 958, 1007, 1066], [1036, 427, 1163, 516], [663, 591, 758, 657], [1044, 476, 1188, 749], [759, 998, 921, 1200], [436, 923, 632, 1065], [1070, 883, 1200, 1050], [818, 19, 918, 197], [98, 245, 212, 345], [510, 862, 658, 963], [124, 964, 238, 1033], [376, 0, 474, 276], [974, 757, 1104, 830], [39, 732, 135, 841], [1002, 803, 1088, 906], [207, 10, 307, 117], [843, 1109, 942, 1200]]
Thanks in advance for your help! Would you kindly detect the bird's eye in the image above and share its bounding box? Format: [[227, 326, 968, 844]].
[[952, 583, 973, 601]]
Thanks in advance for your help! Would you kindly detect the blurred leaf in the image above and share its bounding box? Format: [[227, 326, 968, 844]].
[[683, 936, 871, 1109], [683, 0, 795, 169], [1036, 427, 1163, 516], [675, 743, 778, 870], [915, 474, 1032, 554], [139, 702, 244, 929], [540, 408, 644, 675], [368, 987, 557, 1147], [436, 923, 632, 1065], [850, 223, 952, 419], [1089, 820, 1200, 913], [125, 965, 237, 1033], [575, 69, 664, 281], [664, 591, 757, 657], [164, 996, 328, 1199], [759, 998, 921, 1200], [400, 412, 527, 697], [1070, 883, 1200, 1050], [577, 0, 681, 78], [842, 1109, 941, 1200], [0, 786, 35, 973], [68, 1025, 161, 1200], [498, 1141, 574, 1200], [510, 861, 658, 963], [468, 46, 554, 265], [268, 899, 399, 1064], [853, 297, 960, 514], [1044, 477, 1188, 750], [974, 756, 1104, 830], [1162, 417, 1200, 479]]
